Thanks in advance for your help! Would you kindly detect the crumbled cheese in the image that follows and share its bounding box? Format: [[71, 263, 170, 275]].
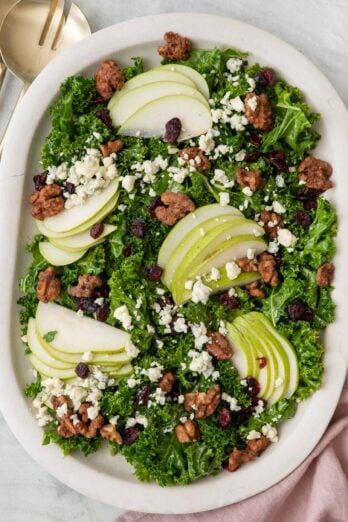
[[226, 57, 243, 73], [272, 201, 286, 214], [178, 395, 184, 404], [219, 192, 230, 206], [247, 430, 261, 440], [268, 240, 280, 254], [188, 350, 215, 378], [87, 405, 100, 421], [94, 297, 104, 307], [230, 114, 248, 132], [114, 305, 133, 330], [246, 76, 256, 91], [242, 186, 253, 197], [146, 364, 164, 383], [253, 400, 265, 417], [246, 95, 258, 111], [247, 248, 256, 260], [210, 267, 221, 281], [125, 341, 140, 358], [191, 280, 212, 304], [218, 320, 228, 336], [56, 403, 68, 417], [277, 229, 298, 247], [121, 175, 137, 193], [230, 96, 245, 112], [109, 415, 119, 426], [235, 149, 246, 162], [185, 280, 194, 290], [127, 377, 140, 389], [173, 317, 188, 333], [191, 322, 209, 349], [275, 174, 285, 188], [221, 392, 241, 411], [261, 424, 279, 442], [225, 261, 241, 280], [198, 133, 215, 153], [146, 324, 155, 334], [212, 169, 234, 188], [82, 351, 93, 362]]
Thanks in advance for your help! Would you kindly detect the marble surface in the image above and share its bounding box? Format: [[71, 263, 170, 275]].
[[0, 1, 347, 520]]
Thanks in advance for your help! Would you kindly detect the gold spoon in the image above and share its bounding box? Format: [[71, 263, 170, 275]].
[[0, 0, 91, 155]]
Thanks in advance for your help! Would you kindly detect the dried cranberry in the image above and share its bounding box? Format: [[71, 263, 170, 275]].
[[268, 150, 288, 171], [75, 363, 90, 379], [248, 133, 262, 145], [256, 356, 267, 369], [244, 151, 262, 163], [288, 299, 313, 322], [219, 292, 241, 310], [96, 302, 109, 322], [90, 223, 105, 239], [218, 407, 232, 429], [96, 108, 113, 128], [262, 68, 277, 86], [122, 243, 132, 257], [76, 298, 98, 313], [33, 171, 48, 190], [93, 285, 110, 299], [244, 376, 260, 397], [294, 210, 312, 228], [164, 117, 182, 144], [147, 196, 163, 218], [157, 296, 174, 308], [123, 426, 139, 445], [91, 94, 106, 105], [65, 182, 76, 194], [145, 265, 163, 282], [131, 218, 147, 238], [136, 384, 151, 406], [294, 187, 323, 201], [303, 199, 317, 211], [230, 407, 253, 427], [253, 72, 268, 87]]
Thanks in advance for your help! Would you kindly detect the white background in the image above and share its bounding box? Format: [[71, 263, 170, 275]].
[[0, 1, 347, 520]]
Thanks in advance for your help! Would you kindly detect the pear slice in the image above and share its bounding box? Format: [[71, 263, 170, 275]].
[[226, 322, 257, 377], [27, 318, 71, 370], [108, 69, 195, 110], [39, 242, 87, 266], [153, 64, 210, 99], [35, 192, 119, 239], [110, 81, 208, 127], [43, 179, 119, 233], [162, 214, 243, 289], [158, 204, 243, 269], [50, 224, 117, 253], [119, 95, 212, 141], [36, 302, 131, 354], [28, 354, 77, 380]]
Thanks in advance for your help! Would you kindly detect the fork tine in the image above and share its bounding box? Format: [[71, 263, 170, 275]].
[[50, 7, 65, 51], [38, 0, 59, 46]]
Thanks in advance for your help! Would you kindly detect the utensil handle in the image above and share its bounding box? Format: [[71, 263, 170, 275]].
[[0, 84, 28, 158], [0, 61, 7, 90]]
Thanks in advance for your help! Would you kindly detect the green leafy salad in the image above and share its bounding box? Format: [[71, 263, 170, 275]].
[[20, 32, 336, 486]]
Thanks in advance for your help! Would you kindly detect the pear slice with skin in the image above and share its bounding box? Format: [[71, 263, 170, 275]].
[[162, 214, 243, 289], [36, 302, 132, 354], [108, 69, 196, 110], [119, 95, 212, 141], [153, 64, 210, 99], [35, 192, 119, 239], [50, 224, 117, 253], [158, 204, 243, 269], [226, 322, 258, 377], [27, 318, 71, 370], [39, 242, 87, 266], [43, 179, 119, 233], [110, 81, 209, 127]]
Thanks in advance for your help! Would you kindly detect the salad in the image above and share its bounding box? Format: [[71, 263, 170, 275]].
[[20, 31, 336, 486]]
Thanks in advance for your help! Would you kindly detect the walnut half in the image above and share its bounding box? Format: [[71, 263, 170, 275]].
[[184, 385, 221, 419], [175, 419, 200, 443]]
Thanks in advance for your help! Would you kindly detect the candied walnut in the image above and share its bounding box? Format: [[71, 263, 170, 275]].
[[244, 93, 273, 131], [29, 184, 64, 220], [298, 157, 333, 191], [68, 274, 103, 298], [37, 267, 61, 303], [100, 424, 123, 444], [57, 416, 78, 438], [159, 371, 175, 393], [154, 191, 195, 226], [235, 167, 265, 192], [76, 403, 104, 439], [175, 419, 200, 443], [184, 385, 221, 420], [158, 31, 192, 61], [316, 262, 335, 287], [257, 252, 279, 287], [207, 331, 233, 360], [237, 257, 258, 272], [227, 436, 270, 472], [247, 281, 265, 299], [51, 395, 70, 413], [78, 402, 93, 423], [95, 59, 124, 100], [179, 147, 211, 172], [260, 210, 284, 239], [99, 139, 124, 157]]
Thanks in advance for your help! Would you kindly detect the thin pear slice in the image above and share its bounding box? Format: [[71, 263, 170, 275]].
[[162, 214, 242, 289], [108, 69, 196, 110], [35, 192, 119, 239], [254, 313, 299, 402], [28, 354, 77, 380], [36, 302, 131, 354], [39, 333, 131, 365], [39, 242, 87, 266], [50, 224, 117, 253], [119, 95, 212, 141], [226, 322, 257, 377], [101, 363, 134, 377], [110, 81, 208, 127], [27, 318, 71, 370], [43, 179, 119, 233], [158, 204, 243, 269], [154, 64, 209, 99]]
